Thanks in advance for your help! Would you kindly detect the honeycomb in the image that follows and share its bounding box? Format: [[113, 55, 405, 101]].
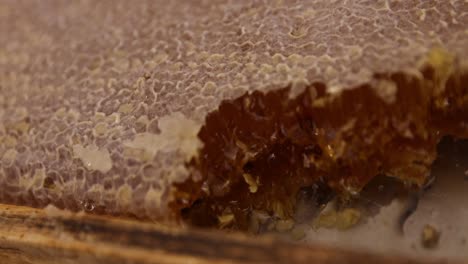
[[178, 66, 468, 228], [0, 1, 467, 225]]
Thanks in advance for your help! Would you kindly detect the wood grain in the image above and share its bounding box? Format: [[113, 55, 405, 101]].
[[0, 204, 461, 264]]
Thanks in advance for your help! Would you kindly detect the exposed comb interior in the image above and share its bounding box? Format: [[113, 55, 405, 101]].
[[174, 60, 468, 229]]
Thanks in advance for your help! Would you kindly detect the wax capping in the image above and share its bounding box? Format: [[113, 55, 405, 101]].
[[0, 1, 467, 228]]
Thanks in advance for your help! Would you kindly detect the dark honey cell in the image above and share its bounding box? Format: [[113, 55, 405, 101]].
[[175, 67, 468, 229]]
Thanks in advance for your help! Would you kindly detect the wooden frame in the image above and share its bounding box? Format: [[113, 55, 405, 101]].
[[0, 204, 460, 264]]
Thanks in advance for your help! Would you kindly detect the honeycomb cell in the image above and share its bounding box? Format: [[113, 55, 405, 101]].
[[0, 1, 466, 226]]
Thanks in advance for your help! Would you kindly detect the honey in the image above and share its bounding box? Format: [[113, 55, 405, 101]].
[[175, 67, 468, 229]]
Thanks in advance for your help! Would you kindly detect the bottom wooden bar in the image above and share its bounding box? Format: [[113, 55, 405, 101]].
[[0, 204, 458, 264]]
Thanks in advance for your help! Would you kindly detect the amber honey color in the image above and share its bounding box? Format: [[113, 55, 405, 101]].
[[174, 63, 468, 229]]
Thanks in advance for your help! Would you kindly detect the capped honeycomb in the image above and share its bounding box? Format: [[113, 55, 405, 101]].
[[0, 0, 467, 226]]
